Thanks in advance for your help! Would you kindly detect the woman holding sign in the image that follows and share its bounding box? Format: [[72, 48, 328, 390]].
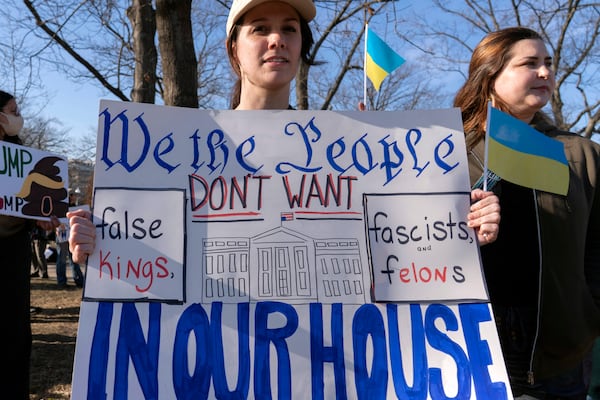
[[225, 0, 500, 244], [0, 90, 60, 399], [67, 1, 502, 396], [454, 27, 600, 399], [69, 0, 500, 261]]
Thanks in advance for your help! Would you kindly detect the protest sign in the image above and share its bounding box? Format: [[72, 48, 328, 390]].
[[0, 141, 69, 220], [71, 100, 510, 399]]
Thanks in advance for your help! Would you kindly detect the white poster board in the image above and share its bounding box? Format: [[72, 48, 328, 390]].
[[72, 100, 512, 399], [0, 141, 69, 220]]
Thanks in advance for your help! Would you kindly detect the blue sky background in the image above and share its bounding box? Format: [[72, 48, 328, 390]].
[[42, 70, 111, 140], [31, 1, 600, 148]]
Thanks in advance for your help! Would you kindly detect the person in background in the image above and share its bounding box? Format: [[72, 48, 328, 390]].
[[0, 90, 59, 399], [55, 221, 84, 289], [30, 225, 50, 278], [454, 27, 600, 399]]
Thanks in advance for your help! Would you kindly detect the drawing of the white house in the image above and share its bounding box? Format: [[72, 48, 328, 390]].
[[202, 226, 367, 304]]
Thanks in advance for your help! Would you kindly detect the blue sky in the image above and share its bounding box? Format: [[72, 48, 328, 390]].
[[41, 70, 117, 141], [35, 2, 599, 148], [42, 71, 600, 148]]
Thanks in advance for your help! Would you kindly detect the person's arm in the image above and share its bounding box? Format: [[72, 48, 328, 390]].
[[468, 188, 500, 246], [67, 209, 96, 264]]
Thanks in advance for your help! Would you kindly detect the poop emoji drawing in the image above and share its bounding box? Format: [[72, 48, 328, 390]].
[[15, 156, 68, 218]]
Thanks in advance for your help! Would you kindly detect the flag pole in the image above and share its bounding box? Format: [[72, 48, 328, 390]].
[[363, 23, 368, 109], [483, 101, 492, 191]]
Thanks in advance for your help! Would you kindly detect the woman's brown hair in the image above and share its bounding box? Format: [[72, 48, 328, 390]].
[[453, 27, 547, 150]]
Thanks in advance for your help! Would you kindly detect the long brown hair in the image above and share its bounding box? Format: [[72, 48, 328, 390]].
[[226, 14, 316, 109], [453, 27, 547, 150]]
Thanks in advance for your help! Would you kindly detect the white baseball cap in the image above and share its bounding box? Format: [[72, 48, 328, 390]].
[[226, 0, 316, 38]]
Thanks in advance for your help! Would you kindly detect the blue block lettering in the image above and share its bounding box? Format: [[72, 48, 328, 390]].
[[173, 303, 211, 399], [114, 303, 161, 400], [352, 304, 388, 399], [88, 302, 114, 400], [459, 303, 508, 399], [211, 302, 251, 399], [254, 301, 299, 399], [425, 304, 470, 399], [387, 304, 428, 399], [310, 303, 347, 400]]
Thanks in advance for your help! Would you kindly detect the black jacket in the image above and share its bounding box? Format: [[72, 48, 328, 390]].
[[468, 119, 600, 380]]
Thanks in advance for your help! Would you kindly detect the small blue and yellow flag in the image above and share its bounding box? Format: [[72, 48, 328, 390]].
[[486, 104, 569, 195], [365, 26, 405, 91]]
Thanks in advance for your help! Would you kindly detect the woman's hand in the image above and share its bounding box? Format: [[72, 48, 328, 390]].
[[67, 208, 96, 264], [468, 189, 501, 246]]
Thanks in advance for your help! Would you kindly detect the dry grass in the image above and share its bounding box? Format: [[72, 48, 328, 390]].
[[29, 267, 82, 400]]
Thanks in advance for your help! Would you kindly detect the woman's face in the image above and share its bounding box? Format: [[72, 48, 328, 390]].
[[493, 38, 555, 122], [233, 1, 302, 92], [0, 98, 19, 139]]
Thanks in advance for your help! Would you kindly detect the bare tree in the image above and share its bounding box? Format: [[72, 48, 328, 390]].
[[127, 0, 157, 103], [292, 0, 442, 111], [20, 115, 70, 153], [4, 0, 597, 139], [22, 0, 131, 101], [0, 19, 71, 156], [409, 0, 599, 138], [155, 0, 197, 107], [70, 131, 98, 162], [16, 0, 229, 107], [14, 0, 436, 112]]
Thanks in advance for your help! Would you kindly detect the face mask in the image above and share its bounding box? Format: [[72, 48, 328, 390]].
[[0, 112, 24, 136]]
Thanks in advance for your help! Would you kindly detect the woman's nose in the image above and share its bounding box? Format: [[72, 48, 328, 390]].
[[268, 32, 285, 49], [538, 65, 552, 79]]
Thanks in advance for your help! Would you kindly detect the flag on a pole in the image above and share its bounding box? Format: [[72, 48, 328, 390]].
[[365, 26, 405, 91], [486, 104, 569, 195]]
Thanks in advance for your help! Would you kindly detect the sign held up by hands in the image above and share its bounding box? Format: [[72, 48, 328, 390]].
[[71, 100, 510, 400], [0, 141, 69, 220]]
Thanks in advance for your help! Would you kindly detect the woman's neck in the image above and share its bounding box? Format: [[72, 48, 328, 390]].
[[236, 85, 291, 110]]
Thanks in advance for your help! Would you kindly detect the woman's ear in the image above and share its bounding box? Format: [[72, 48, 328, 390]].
[[231, 44, 242, 75], [231, 42, 238, 63], [0, 113, 7, 125]]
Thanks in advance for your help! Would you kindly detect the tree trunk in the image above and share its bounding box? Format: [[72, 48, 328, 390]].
[[296, 63, 309, 110], [127, 0, 157, 104], [155, 0, 198, 108]]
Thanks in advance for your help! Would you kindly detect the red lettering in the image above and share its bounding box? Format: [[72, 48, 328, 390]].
[[399, 262, 448, 283], [96, 251, 170, 292], [98, 250, 113, 279]]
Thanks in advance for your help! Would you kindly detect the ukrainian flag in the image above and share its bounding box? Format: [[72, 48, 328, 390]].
[[365, 26, 405, 91], [487, 105, 569, 195]]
